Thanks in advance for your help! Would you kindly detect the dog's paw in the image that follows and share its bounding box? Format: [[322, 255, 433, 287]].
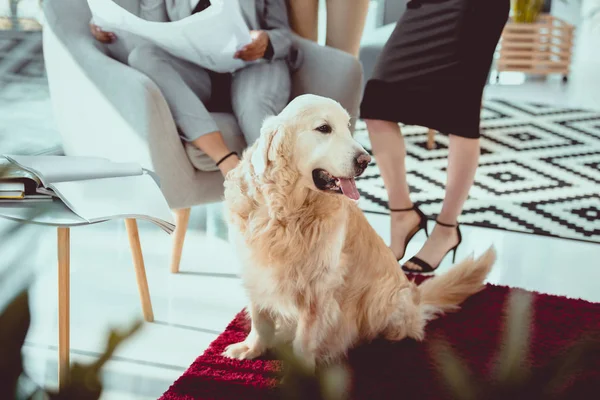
[[222, 341, 264, 360]]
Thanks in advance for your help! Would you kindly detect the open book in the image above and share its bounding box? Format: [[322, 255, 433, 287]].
[[1, 155, 175, 233], [87, 0, 252, 73], [0, 162, 48, 201]]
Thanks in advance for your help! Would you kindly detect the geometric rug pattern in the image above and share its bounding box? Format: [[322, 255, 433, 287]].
[[355, 99, 600, 243]]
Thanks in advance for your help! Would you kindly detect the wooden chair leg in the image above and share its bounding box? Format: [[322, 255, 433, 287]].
[[170, 208, 191, 274], [427, 129, 436, 150], [124, 219, 154, 322], [57, 227, 70, 389]]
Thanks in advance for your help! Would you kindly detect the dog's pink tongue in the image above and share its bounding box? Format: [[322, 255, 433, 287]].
[[339, 178, 360, 200]]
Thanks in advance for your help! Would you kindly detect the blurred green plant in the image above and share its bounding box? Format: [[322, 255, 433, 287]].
[[46, 320, 142, 400], [273, 289, 599, 400], [0, 163, 142, 399], [512, 0, 545, 23], [431, 289, 600, 400], [275, 345, 350, 400], [0, 289, 142, 400], [0, 291, 30, 399]]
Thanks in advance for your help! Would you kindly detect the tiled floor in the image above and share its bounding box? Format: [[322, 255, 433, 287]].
[[1, 1, 599, 399]]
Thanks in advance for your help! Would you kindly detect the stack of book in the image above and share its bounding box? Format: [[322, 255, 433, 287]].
[[0, 162, 55, 202]]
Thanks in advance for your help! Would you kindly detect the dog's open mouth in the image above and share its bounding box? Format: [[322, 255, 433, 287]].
[[312, 169, 360, 200]]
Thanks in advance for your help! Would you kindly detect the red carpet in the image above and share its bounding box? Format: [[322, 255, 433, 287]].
[[160, 281, 600, 399]]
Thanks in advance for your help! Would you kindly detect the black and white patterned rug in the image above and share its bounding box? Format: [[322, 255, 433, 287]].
[[355, 99, 600, 244]]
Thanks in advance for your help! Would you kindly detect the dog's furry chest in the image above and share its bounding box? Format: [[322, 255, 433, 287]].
[[231, 210, 348, 319], [242, 260, 346, 321]]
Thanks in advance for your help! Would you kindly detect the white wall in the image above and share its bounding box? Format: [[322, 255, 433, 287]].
[[0, 0, 45, 24], [552, 0, 583, 25]]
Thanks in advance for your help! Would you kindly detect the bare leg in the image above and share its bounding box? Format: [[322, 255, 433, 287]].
[[128, 44, 239, 176], [404, 135, 480, 270], [427, 129, 436, 150], [192, 132, 240, 176], [325, 0, 370, 56], [287, 0, 319, 42], [223, 304, 275, 360], [365, 119, 421, 260]]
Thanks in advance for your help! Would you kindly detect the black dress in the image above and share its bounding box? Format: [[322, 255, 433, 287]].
[[360, 0, 510, 139]]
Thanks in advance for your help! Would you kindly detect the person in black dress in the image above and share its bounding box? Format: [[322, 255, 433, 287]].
[[360, 0, 509, 273]]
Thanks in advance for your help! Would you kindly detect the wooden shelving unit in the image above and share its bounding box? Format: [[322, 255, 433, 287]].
[[496, 14, 574, 81]]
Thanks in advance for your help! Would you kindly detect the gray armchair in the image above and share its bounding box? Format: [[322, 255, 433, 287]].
[[43, 0, 363, 272]]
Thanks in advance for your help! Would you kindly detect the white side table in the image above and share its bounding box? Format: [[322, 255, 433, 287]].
[[0, 200, 154, 389]]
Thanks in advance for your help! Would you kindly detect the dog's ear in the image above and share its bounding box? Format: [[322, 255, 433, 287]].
[[251, 115, 286, 176]]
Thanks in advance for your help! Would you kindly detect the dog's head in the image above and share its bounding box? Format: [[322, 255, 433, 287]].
[[251, 94, 371, 200]]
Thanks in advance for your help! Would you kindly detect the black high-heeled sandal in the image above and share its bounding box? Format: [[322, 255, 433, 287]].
[[401, 220, 462, 274], [390, 205, 429, 261]]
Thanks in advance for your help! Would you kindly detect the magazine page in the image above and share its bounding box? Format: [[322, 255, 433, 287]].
[[49, 173, 175, 233], [87, 0, 252, 73], [0, 200, 91, 226], [3, 155, 143, 186]]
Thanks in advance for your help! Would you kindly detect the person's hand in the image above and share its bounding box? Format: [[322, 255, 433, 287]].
[[234, 30, 270, 62], [218, 154, 240, 178], [90, 23, 116, 44]]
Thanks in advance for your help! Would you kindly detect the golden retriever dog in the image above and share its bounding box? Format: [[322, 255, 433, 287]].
[[222, 94, 496, 368]]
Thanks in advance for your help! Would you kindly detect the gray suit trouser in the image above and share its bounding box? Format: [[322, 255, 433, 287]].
[[107, 40, 291, 171]]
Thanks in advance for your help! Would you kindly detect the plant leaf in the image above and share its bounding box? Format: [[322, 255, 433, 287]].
[[273, 344, 349, 400], [47, 320, 143, 400], [0, 290, 31, 399], [319, 364, 350, 400], [430, 337, 478, 400], [541, 332, 600, 397], [494, 289, 533, 386], [274, 344, 321, 400]]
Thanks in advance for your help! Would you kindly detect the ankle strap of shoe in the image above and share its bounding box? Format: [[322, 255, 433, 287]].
[[436, 220, 458, 228], [389, 205, 415, 212]]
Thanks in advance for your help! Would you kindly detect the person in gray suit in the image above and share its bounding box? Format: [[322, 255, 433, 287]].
[[90, 0, 299, 176]]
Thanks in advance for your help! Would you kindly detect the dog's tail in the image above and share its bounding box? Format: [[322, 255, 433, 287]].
[[417, 247, 496, 324]]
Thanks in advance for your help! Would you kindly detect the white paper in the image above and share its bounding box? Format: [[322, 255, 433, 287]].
[[50, 174, 175, 233], [4, 155, 143, 186], [88, 0, 252, 73], [0, 182, 25, 192], [0, 200, 90, 226]]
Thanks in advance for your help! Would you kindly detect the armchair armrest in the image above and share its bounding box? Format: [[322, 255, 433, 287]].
[[291, 36, 363, 123]]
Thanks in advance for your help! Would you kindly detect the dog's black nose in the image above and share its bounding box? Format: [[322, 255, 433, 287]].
[[354, 153, 371, 176]]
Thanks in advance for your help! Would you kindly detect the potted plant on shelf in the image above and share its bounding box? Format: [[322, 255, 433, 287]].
[[512, 0, 545, 23]]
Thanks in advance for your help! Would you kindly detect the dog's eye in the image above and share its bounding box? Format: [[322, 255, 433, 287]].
[[315, 124, 332, 134]]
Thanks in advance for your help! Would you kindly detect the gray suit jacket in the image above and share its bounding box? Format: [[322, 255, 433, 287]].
[[141, 0, 301, 69]]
